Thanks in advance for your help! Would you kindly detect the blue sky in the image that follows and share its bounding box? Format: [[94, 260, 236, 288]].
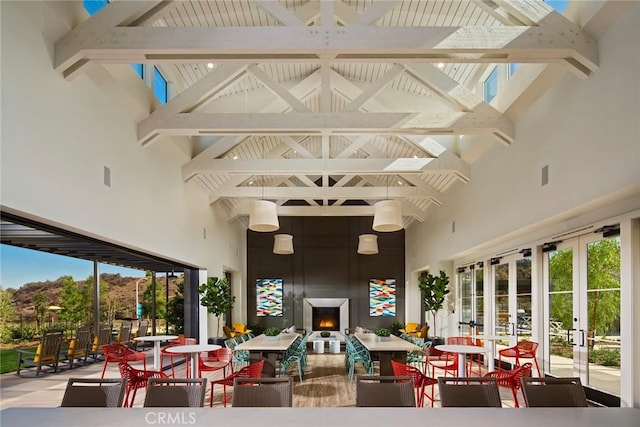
[[0, 244, 145, 289]]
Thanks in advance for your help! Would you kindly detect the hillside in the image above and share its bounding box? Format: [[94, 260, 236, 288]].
[[12, 273, 181, 321]]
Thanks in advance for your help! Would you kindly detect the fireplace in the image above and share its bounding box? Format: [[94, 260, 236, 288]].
[[312, 307, 340, 331], [303, 298, 349, 332]]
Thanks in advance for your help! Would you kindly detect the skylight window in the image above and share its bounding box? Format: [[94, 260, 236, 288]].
[[131, 64, 144, 80], [509, 63, 521, 78], [484, 67, 498, 103], [153, 66, 168, 105], [83, 0, 109, 16], [545, 0, 569, 13]]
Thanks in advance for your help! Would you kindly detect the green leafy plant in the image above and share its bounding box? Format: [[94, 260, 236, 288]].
[[418, 270, 450, 337], [373, 327, 390, 337], [264, 327, 281, 336], [390, 321, 405, 336], [199, 277, 235, 338], [247, 322, 264, 336]]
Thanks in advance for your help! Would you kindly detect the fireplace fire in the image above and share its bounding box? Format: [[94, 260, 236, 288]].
[[312, 307, 340, 331]]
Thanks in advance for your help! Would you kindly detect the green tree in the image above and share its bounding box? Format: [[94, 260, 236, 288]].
[[59, 276, 84, 332], [33, 293, 49, 333], [142, 280, 166, 320], [166, 281, 184, 334], [79, 275, 110, 325], [0, 286, 16, 327], [199, 277, 235, 339]]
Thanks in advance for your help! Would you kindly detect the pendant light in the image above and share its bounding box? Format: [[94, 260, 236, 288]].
[[372, 140, 402, 232], [249, 134, 279, 232], [357, 234, 378, 255], [273, 234, 294, 254]]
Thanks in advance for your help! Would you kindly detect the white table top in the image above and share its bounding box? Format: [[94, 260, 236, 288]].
[[436, 344, 491, 354], [472, 335, 510, 341], [164, 344, 221, 354], [133, 335, 178, 342], [354, 333, 421, 352], [235, 333, 299, 351], [1, 407, 638, 427]]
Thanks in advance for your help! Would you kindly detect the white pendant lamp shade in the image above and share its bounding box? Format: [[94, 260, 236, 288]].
[[358, 234, 378, 255], [372, 200, 403, 232], [273, 234, 294, 255], [249, 200, 280, 232]]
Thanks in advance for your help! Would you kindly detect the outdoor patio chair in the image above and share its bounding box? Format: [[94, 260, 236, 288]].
[[438, 377, 502, 407], [498, 340, 541, 376], [63, 325, 93, 369], [118, 361, 168, 407], [101, 343, 146, 379], [16, 328, 64, 377], [356, 375, 416, 407], [116, 323, 132, 346], [133, 320, 149, 351], [161, 335, 197, 378], [232, 377, 293, 407], [391, 360, 438, 407], [484, 362, 532, 407], [60, 378, 127, 407], [521, 377, 588, 407], [143, 378, 207, 408], [89, 325, 113, 361], [209, 359, 264, 407]]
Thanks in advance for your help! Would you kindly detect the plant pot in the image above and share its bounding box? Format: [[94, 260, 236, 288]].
[[376, 336, 391, 342], [320, 331, 331, 338], [208, 337, 225, 345], [426, 337, 445, 346]]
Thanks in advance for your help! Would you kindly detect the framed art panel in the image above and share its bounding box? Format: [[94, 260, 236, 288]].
[[256, 278, 283, 317], [369, 278, 396, 317]]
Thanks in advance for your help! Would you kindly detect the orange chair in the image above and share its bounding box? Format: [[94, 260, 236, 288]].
[[118, 361, 168, 407], [199, 347, 233, 378], [447, 336, 483, 376], [498, 340, 541, 376], [209, 359, 264, 407], [485, 362, 532, 407], [391, 360, 438, 407], [160, 335, 197, 378], [101, 343, 146, 379]]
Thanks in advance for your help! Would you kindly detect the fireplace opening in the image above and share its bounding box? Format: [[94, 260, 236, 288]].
[[312, 307, 340, 331]]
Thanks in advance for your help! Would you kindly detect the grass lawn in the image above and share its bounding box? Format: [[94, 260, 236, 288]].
[[0, 346, 36, 374]]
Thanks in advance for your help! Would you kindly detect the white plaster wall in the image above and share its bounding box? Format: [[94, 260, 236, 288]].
[[0, 1, 246, 337]]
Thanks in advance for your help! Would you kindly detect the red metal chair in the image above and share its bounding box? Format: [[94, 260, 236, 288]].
[[101, 343, 146, 379], [209, 359, 264, 407], [391, 360, 438, 407], [118, 361, 168, 407], [425, 345, 458, 378], [447, 336, 483, 375], [484, 362, 532, 407], [498, 340, 541, 376], [199, 347, 233, 378], [160, 335, 197, 378]]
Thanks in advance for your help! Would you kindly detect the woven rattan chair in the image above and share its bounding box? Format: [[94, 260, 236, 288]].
[[356, 375, 416, 407], [60, 378, 127, 407], [231, 377, 293, 407], [143, 378, 207, 407], [521, 377, 588, 407], [438, 377, 502, 407]]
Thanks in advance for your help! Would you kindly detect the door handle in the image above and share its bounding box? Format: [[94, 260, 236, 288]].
[[567, 328, 576, 346], [579, 329, 586, 347], [510, 322, 516, 336]]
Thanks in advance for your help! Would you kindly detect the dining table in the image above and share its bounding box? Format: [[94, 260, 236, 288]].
[[471, 335, 513, 372], [435, 344, 492, 376], [354, 333, 422, 376], [133, 335, 178, 370], [235, 333, 299, 377], [164, 344, 221, 378]]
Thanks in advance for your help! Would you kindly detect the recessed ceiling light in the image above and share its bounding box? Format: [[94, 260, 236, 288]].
[[207, 62, 214, 69], [233, 155, 238, 160], [437, 63, 444, 69]]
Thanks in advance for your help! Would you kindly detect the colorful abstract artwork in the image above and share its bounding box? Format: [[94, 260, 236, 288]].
[[369, 278, 396, 317], [256, 278, 283, 317]]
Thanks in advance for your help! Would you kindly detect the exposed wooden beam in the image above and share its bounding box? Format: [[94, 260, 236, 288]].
[[213, 186, 436, 199], [247, 65, 311, 112], [349, 0, 402, 26], [256, 0, 306, 26]]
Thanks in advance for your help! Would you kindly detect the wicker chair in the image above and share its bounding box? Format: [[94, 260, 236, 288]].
[[521, 377, 588, 407], [231, 377, 293, 407], [437, 377, 502, 407], [484, 362, 532, 407], [118, 361, 168, 407], [143, 378, 207, 407], [61, 378, 127, 407], [209, 360, 264, 407], [356, 375, 416, 407]]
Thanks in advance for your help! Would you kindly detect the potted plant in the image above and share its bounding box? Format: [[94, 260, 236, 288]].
[[418, 270, 450, 345], [264, 327, 281, 340], [374, 327, 391, 341], [199, 276, 235, 345], [390, 321, 405, 337]]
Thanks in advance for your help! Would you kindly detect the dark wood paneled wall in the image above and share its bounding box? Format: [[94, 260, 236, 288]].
[[246, 216, 405, 331]]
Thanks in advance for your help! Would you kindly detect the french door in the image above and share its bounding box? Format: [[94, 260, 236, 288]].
[[458, 265, 484, 336], [492, 254, 533, 346], [543, 233, 621, 396]]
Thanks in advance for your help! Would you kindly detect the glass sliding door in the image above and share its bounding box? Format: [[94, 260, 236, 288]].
[[544, 234, 621, 396]]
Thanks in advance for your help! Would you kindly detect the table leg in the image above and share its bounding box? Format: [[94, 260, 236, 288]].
[[457, 353, 467, 376], [190, 353, 198, 378], [487, 341, 495, 372], [153, 341, 161, 371]]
